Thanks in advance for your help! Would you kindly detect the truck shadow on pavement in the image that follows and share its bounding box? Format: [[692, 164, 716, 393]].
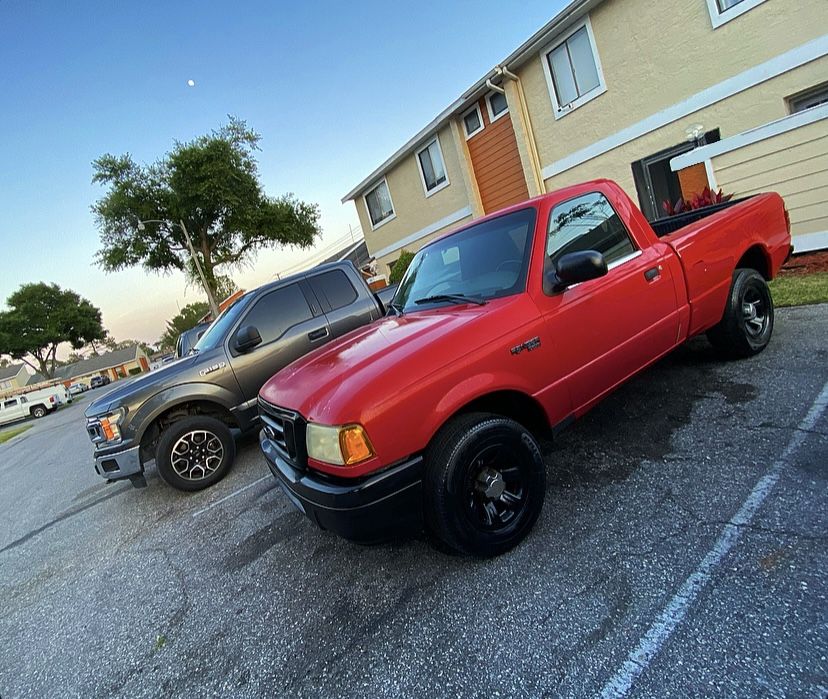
[[546, 337, 756, 488]]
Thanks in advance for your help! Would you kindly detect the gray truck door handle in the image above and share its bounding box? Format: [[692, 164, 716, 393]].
[[308, 327, 329, 341]]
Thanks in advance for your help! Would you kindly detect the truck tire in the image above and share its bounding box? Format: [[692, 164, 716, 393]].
[[155, 416, 236, 492], [31, 406, 47, 419], [424, 412, 545, 557], [707, 268, 774, 359]]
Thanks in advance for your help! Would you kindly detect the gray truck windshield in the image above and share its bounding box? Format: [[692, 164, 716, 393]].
[[193, 294, 252, 352], [394, 208, 536, 312]]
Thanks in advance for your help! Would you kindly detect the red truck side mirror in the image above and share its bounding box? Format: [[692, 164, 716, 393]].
[[545, 250, 608, 294]]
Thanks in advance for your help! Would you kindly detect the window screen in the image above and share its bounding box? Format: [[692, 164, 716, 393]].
[[238, 283, 313, 346], [365, 181, 394, 226], [547, 26, 601, 107], [310, 270, 358, 312], [417, 139, 447, 192], [546, 192, 636, 267], [463, 108, 482, 137], [488, 92, 508, 117]]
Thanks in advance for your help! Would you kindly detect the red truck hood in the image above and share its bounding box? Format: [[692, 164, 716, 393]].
[[260, 297, 526, 424]]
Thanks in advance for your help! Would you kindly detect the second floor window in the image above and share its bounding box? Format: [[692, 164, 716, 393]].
[[416, 138, 448, 195], [706, 0, 768, 27], [544, 21, 604, 114], [364, 179, 395, 228]]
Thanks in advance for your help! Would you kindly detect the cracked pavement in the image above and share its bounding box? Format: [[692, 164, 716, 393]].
[[0, 304, 826, 697]]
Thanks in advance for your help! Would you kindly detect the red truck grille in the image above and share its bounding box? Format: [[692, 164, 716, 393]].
[[258, 398, 307, 470]]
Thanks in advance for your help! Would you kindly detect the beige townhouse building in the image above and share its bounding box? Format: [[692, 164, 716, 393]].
[[343, 0, 828, 275]]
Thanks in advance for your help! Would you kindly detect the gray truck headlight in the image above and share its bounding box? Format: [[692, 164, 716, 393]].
[[98, 407, 126, 442]]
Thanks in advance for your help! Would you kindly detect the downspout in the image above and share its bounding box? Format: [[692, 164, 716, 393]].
[[485, 78, 505, 95], [496, 64, 545, 195]]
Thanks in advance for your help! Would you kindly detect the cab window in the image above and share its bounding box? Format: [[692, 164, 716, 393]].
[[237, 283, 313, 346], [3, 399, 18, 409], [309, 270, 358, 312], [546, 192, 636, 268]]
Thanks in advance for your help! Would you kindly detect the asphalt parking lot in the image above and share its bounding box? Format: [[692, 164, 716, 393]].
[[1, 304, 826, 698]]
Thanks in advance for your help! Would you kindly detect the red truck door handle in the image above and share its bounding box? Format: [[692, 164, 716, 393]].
[[308, 327, 329, 341], [644, 266, 662, 282]]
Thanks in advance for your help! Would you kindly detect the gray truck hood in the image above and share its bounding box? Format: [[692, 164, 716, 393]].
[[84, 354, 199, 418]]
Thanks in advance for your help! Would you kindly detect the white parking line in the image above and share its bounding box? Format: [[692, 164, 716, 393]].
[[191, 475, 272, 518], [600, 379, 828, 699]]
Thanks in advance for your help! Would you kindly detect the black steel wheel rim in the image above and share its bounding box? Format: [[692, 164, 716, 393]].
[[170, 430, 224, 481], [462, 441, 529, 532], [741, 285, 769, 339]]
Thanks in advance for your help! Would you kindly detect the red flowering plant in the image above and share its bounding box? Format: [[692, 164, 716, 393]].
[[662, 187, 734, 217]]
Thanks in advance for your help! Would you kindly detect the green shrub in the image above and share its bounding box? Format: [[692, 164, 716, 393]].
[[128, 367, 142, 376], [389, 249, 415, 284]]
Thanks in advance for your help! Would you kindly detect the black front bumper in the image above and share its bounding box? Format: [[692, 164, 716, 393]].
[[260, 432, 424, 543]]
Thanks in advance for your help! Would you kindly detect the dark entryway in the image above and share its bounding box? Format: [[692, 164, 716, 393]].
[[631, 129, 720, 221]]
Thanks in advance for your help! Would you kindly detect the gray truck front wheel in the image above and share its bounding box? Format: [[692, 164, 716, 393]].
[[707, 268, 774, 359], [424, 412, 545, 557], [155, 416, 235, 491]]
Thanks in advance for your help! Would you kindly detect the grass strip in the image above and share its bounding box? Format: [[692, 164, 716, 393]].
[[770, 272, 828, 308]]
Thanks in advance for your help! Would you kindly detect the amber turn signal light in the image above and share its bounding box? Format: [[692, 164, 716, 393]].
[[338, 425, 375, 465]]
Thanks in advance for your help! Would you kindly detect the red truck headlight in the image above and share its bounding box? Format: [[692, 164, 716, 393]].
[[305, 423, 375, 466]]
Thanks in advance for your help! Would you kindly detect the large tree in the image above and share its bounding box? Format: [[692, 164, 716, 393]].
[[91, 117, 321, 313], [158, 302, 211, 352], [0, 283, 106, 378]]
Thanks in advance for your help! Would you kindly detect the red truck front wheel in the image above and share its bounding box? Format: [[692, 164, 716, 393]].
[[424, 412, 545, 557]]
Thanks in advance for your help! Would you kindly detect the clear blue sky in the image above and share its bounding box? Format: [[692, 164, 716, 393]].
[[0, 0, 563, 346]]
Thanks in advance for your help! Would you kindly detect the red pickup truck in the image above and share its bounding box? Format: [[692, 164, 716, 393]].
[[258, 179, 791, 556]]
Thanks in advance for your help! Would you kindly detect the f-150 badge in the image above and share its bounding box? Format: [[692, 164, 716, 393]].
[[510, 337, 541, 355], [199, 361, 226, 376]]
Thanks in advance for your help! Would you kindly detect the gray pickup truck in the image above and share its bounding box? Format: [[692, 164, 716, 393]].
[[85, 262, 385, 491]]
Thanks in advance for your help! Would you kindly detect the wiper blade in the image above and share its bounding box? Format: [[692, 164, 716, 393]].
[[413, 293, 487, 307], [387, 301, 404, 317]]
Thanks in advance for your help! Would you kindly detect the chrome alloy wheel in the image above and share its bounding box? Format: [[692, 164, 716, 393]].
[[170, 430, 224, 481], [741, 287, 769, 338]]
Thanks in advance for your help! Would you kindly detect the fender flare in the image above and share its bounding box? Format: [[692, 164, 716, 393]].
[[129, 383, 242, 444]]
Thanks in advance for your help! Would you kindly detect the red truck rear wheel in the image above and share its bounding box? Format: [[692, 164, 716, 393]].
[[424, 412, 545, 557], [707, 268, 774, 359]]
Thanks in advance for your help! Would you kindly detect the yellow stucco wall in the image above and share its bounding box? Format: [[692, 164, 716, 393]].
[[356, 124, 472, 262], [518, 0, 828, 177], [538, 59, 828, 201], [712, 117, 828, 238]]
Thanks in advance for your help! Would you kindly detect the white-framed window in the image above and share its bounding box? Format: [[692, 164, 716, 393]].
[[415, 136, 450, 197], [486, 90, 509, 123], [787, 82, 828, 114], [540, 17, 606, 119], [363, 178, 396, 230], [705, 0, 768, 28], [462, 103, 484, 139]]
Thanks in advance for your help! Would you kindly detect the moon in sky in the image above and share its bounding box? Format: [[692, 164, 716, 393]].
[[187, 79, 195, 87]]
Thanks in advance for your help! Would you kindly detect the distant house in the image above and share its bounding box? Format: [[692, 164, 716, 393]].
[[344, 0, 828, 274], [0, 364, 32, 392], [53, 345, 150, 386]]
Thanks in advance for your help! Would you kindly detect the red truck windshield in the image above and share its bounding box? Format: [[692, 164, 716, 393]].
[[394, 208, 536, 311]]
